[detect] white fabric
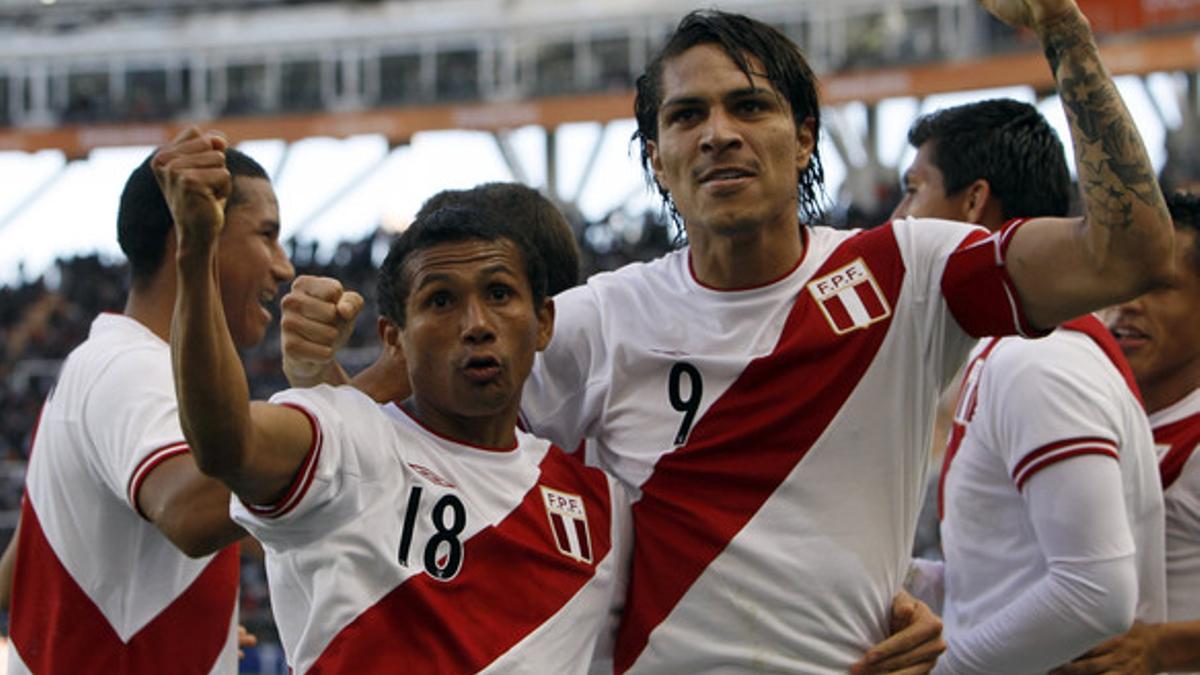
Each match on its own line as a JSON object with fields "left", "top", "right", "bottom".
{"left": 1149, "top": 387, "right": 1200, "bottom": 622}
{"left": 937, "top": 329, "right": 1167, "bottom": 674}
{"left": 522, "top": 219, "right": 1008, "bottom": 672}
{"left": 11, "top": 313, "right": 237, "bottom": 673}
{"left": 232, "top": 384, "right": 631, "bottom": 674}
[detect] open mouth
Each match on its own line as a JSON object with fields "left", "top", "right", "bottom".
{"left": 698, "top": 166, "right": 755, "bottom": 186}
{"left": 1110, "top": 325, "right": 1149, "bottom": 349}
{"left": 463, "top": 355, "right": 501, "bottom": 383}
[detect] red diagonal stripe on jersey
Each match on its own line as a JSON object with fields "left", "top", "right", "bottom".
{"left": 10, "top": 498, "right": 238, "bottom": 674}
{"left": 309, "top": 448, "right": 613, "bottom": 673}
{"left": 1155, "top": 412, "right": 1200, "bottom": 489}
{"left": 1062, "top": 315, "right": 1144, "bottom": 405}
{"left": 614, "top": 225, "right": 906, "bottom": 673}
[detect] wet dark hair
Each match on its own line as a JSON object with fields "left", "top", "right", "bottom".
{"left": 907, "top": 98, "right": 1071, "bottom": 219}
{"left": 117, "top": 148, "right": 269, "bottom": 287}
{"left": 415, "top": 182, "right": 579, "bottom": 296}
{"left": 632, "top": 9, "right": 825, "bottom": 227}
{"left": 377, "top": 196, "right": 548, "bottom": 327}
{"left": 1165, "top": 189, "right": 1200, "bottom": 275}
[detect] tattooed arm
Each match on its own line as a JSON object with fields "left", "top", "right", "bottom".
{"left": 980, "top": 0, "right": 1174, "bottom": 329}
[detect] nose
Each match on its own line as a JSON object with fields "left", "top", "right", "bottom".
{"left": 460, "top": 294, "right": 496, "bottom": 345}
{"left": 699, "top": 108, "right": 742, "bottom": 155}
{"left": 272, "top": 242, "right": 295, "bottom": 284}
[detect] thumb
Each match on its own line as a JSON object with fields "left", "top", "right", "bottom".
{"left": 337, "top": 291, "right": 365, "bottom": 322}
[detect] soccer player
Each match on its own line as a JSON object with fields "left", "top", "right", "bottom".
{"left": 1053, "top": 191, "right": 1200, "bottom": 674}
{"left": 892, "top": 99, "right": 1167, "bottom": 672}
{"left": 157, "top": 137, "right": 632, "bottom": 673}
{"left": 282, "top": 181, "right": 582, "bottom": 406}
{"left": 6, "top": 128, "right": 294, "bottom": 672}
{"left": 280, "top": 1, "right": 1175, "bottom": 671}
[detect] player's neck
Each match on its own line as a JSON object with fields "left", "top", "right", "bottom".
{"left": 401, "top": 399, "right": 519, "bottom": 452}
{"left": 123, "top": 270, "right": 176, "bottom": 344}
{"left": 686, "top": 218, "right": 805, "bottom": 290}
{"left": 1141, "top": 361, "right": 1200, "bottom": 415}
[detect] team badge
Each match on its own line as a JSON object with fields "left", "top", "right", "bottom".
{"left": 540, "top": 486, "right": 593, "bottom": 564}
{"left": 807, "top": 258, "right": 891, "bottom": 335}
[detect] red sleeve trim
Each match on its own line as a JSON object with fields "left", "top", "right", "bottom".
{"left": 942, "top": 218, "right": 1051, "bottom": 339}
{"left": 241, "top": 402, "right": 323, "bottom": 519}
{"left": 1011, "top": 436, "right": 1119, "bottom": 491}
{"left": 126, "top": 441, "right": 191, "bottom": 520}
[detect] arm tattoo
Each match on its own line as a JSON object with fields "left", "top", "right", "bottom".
{"left": 1042, "top": 15, "right": 1160, "bottom": 230}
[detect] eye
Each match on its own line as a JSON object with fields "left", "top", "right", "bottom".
{"left": 667, "top": 108, "right": 700, "bottom": 125}
{"left": 427, "top": 291, "right": 452, "bottom": 308}
{"left": 488, "top": 285, "right": 515, "bottom": 302}
{"left": 736, "top": 99, "right": 766, "bottom": 114}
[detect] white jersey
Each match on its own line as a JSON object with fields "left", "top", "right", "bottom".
{"left": 9, "top": 314, "right": 239, "bottom": 674}
{"left": 232, "top": 385, "right": 631, "bottom": 674}
{"left": 522, "top": 218, "right": 1040, "bottom": 673}
{"left": 937, "top": 317, "right": 1166, "bottom": 673}
{"left": 1149, "top": 386, "right": 1200, "bottom": 621}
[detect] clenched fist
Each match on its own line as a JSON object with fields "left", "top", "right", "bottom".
{"left": 152, "top": 127, "right": 231, "bottom": 251}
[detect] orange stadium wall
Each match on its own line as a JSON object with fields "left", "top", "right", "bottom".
{"left": 1077, "top": 0, "right": 1200, "bottom": 33}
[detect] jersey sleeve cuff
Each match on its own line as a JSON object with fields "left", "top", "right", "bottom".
{"left": 942, "top": 218, "right": 1052, "bottom": 339}
{"left": 1012, "top": 436, "right": 1119, "bottom": 491}
{"left": 239, "top": 402, "right": 324, "bottom": 520}
{"left": 127, "top": 441, "right": 191, "bottom": 520}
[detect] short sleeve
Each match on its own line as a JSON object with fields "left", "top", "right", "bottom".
{"left": 521, "top": 285, "right": 610, "bottom": 453}
{"left": 980, "top": 335, "right": 1121, "bottom": 491}
{"left": 939, "top": 218, "right": 1050, "bottom": 339}
{"left": 82, "top": 345, "right": 189, "bottom": 517}
{"left": 231, "top": 385, "right": 398, "bottom": 549}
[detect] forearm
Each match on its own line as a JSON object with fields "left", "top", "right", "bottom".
{"left": 1042, "top": 8, "right": 1172, "bottom": 290}
{"left": 1151, "top": 620, "right": 1200, "bottom": 671}
{"left": 172, "top": 241, "right": 254, "bottom": 483}
{"left": 937, "top": 556, "right": 1135, "bottom": 674}
{"left": 284, "top": 357, "right": 351, "bottom": 389}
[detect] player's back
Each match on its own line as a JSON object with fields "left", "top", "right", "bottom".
{"left": 9, "top": 313, "right": 238, "bottom": 674}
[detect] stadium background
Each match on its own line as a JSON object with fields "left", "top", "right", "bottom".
{"left": 1, "top": 0, "right": 1198, "bottom": 670}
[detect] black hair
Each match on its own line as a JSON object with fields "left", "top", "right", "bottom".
{"left": 632, "top": 9, "right": 825, "bottom": 226}
{"left": 116, "top": 147, "right": 270, "bottom": 288}
{"left": 907, "top": 98, "right": 1071, "bottom": 219}
{"left": 415, "top": 182, "right": 579, "bottom": 295}
{"left": 377, "top": 200, "right": 548, "bottom": 327}
{"left": 1165, "top": 189, "right": 1200, "bottom": 274}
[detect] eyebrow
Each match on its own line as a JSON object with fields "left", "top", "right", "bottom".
{"left": 413, "top": 263, "right": 520, "bottom": 291}
{"left": 661, "top": 85, "right": 774, "bottom": 111}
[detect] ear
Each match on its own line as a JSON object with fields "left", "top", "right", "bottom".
{"left": 647, "top": 139, "right": 666, "bottom": 190}
{"left": 962, "top": 179, "right": 995, "bottom": 227}
{"left": 534, "top": 297, "right": 555, "bottom": 352}
{"left": 378, "top": 316, "right": 404, "bottom": 357}
{"left": 795, "top": 116, "right": 816, "bottom": 173}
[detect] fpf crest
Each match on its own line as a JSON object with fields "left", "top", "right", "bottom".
{"left": 807, "top": 258, "right": 891, "bottom": 335}
{"left": 540, "top": 486, "right": 593, "bottom": 564}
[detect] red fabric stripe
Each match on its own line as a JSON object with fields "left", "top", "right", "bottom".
{"left": 10, "top": 499, "right": 238, "bottom": 674}
{"left": 613, "top": 225, "right": 906, "bottom": 672}
{"left": 1014, "top": 447, "right": 1120, "bottom": 491}
{"left": 127, "top": 443, "right": 190, "bottom": 520}
{"left": 308, "top": 448, "right": 613, "bottom": 673}
{"left": 1061, "top": 315, "right": 1144, "bottom": 405}
{"left": 1011, "top": 436, "right": 1116, "bottom": 479}
{"left": 938, "top": 337, "right": 1004, "bottom": 521}
{"left": 1155, "top": 411, "right": 1200, "bottom": 489}
{"left": 574, "top": 518, "right": 592, "bottom": 561}
{"left": 823, "top": 293, "right": 854, "bottom": 332}
{"left": 243, "top": 402, "right": 322, "bottom": 518}
{"left": 550, "top": 512, "right": 571, "bottom": 551}
{"left": 941, "top": 219, "right": 1047, "bottom": 338}
{"left": 855, "top": 278, "right": 886, "bottom": 318}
